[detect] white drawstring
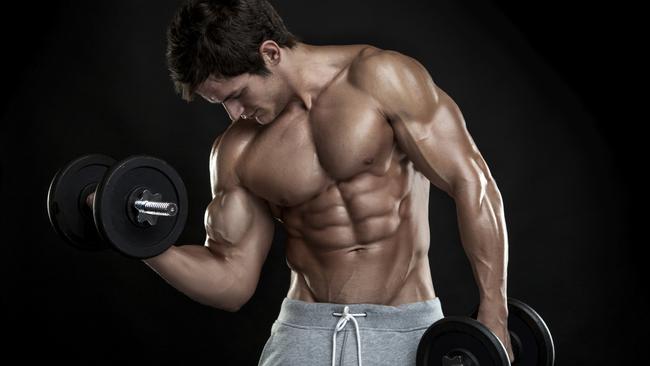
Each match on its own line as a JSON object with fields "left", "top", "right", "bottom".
{"left": 332, "top": 306, "right": 367, "bottom": 366}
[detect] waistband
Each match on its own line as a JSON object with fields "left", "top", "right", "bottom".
{"left": 276, "top": 297, "right": 444, "bottom": 330}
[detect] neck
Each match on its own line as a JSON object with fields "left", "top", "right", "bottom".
{"left": 280, "top": 42, "right": 344, "bottom": 110}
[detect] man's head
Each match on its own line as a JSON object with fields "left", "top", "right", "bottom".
{"left": 166, "top": 0, "right": 301, "bottom": 124}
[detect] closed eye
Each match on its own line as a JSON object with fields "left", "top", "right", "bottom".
{"left": 225, "top": 92, "right": 241, "bottom": 103}
{"left": 237, "top": 87, "right": 247, "bottom": 99}
{"left": 223, "top": 87, "right": 246, "bottom": 103}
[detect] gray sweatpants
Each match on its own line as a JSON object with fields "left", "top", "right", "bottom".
{"left": 258, "top": 297, "right": 444, "bottom": 366}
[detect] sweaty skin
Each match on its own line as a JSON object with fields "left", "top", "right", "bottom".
{"left": 144, "top": 43, "right": 514, "bottom": 360}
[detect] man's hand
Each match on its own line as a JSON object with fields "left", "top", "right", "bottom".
{"left": 477, "top": 304, "right": 515, "bottom": 363}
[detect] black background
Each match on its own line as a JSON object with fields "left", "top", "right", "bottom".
{"left": 0, "top": 0, "right": 642, "bottom": 364}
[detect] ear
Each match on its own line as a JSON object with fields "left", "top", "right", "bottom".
{"left": 259, "top": 40, "right": 281, "bottom": 66}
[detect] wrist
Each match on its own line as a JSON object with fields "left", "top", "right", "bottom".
{"left": 142, "top": 244, "right": 176, "bottom": 265}
{"left": 479, "top": 290, "right": 507, "bottom": 304}
{"left": 478, "top": 297, "right": 509, "bottom": 318}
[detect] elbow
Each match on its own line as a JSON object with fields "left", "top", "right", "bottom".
{"left": 204, "top": 258, "right": 259, "bottom": 313}
{"left": 213, "top": 288, "right": 254, "bottom": 313}
{"left": 450, "top": 176, "right": 484, "bottom": 200}
{"left": 205, "top": 298, "right": 243, "bottom": 312}
{"left": 223, "top": 304, "right": 242, "bottom": 313}
{"left": 451, "top": 176, "right": 501, "bottom": 207}
{"left": 225, "top": 291, "right": 251, "bottom": 312}
{"left": 229, "top": 290, "right": 256, "bottom": 312}
{"left": 222, "top": 296, "right": 252, "bottom": 312}
{"left": 450, "top": 153, "right": 498, "bottom": 198}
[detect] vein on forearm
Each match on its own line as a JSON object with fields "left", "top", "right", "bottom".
{"left": 453, "top": 177, "right": 509, "bottom": 302}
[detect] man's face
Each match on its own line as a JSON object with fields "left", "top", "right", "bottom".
{"left": 195, "top": 70, "right": 290, "bottom": 125}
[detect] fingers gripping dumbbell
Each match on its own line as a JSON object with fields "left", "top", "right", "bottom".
{"left": 47, "top": 154, "right": 188, "bottom": 259}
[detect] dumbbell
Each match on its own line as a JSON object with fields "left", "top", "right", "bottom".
{"left": 417, "top": 298, "right": 555, "bottom": 366}
{"left": 47, "top": 154, "right": 188, "bottom": 259}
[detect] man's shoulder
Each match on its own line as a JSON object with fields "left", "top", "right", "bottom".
{"left": 209, "top": 120, "right": 260, "bottom": 191}
{"left": 210, "top": 119, "right": 260, "bottom": 155}
{"left": 348, "top": 47, "right": 436, "bottom": 117}
{"left": 348, "top": 46, "right": 424, "bottom": 94}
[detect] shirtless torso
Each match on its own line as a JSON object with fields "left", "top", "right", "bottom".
{"left": 212, "top": 45, "right": 435, "bottom": 305}
{"left": 146, "top": 41, "right": 512, "bottom": 358}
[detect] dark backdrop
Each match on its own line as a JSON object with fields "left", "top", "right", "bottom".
{"left": 1, "top": 0, "right": 642, "bottom": 364}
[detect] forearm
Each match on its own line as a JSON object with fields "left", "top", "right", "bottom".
{"left": 454, "top": 178, "right": 509, "bottom": 313}
{"left": 142, "top": 245, "right": 243, "bottom": 312}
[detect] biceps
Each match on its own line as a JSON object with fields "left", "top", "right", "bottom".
{"left": 204, "top": 186, "right": 274, "bottom": 263}
{"left": 391, "top": 91, "right": 492, "bottom": 196}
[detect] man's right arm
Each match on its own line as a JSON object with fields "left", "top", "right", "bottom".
{"left": 143, "top": 130, "right": 275, "bottom": 312}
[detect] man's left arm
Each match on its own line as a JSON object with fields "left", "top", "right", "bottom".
{"left": 351, "top": 49, "right": 513, "bottom": 361}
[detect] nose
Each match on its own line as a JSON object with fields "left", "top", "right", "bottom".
{"left": 223, "top": 100, "right": 246, "bottom": 121}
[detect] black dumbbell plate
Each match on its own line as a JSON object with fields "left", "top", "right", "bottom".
{"left": 47, "top": 154, "right": 116, "bottom": 251}
{"left": 93, "top": 155, "right": 188, "bottom": 259}
{"left": 507, "top": 298, "right": 555, "bottom": 366}
{"left": 417, "top": 316, "right": 510, "bottom": 366}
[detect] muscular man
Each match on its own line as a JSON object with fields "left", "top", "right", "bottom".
{"left": 146, "top": 0, "right": 514, "bottom": 364}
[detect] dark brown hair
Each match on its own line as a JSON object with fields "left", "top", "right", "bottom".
{"left": 167, "top": 0, "right": 301, "bottom": 101}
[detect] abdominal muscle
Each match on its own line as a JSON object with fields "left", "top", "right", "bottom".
{"left": 282, "top": 169, "right": 437, "bottom": 306}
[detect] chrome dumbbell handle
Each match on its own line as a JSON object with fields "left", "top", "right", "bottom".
{"left": 85, "top": 189, "right": 178, "bottom": 227}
